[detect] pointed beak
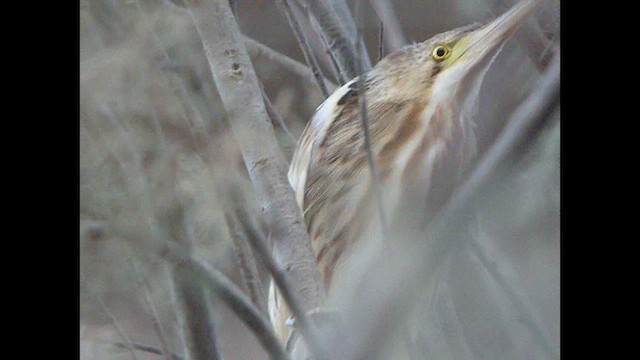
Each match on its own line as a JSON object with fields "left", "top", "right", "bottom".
{"left": 445, "top": 0, "right": 539, "bottom": 69}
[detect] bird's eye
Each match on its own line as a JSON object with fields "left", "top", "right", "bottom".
{"left": 432, "top": 45, "right": 451, "bottom": 61}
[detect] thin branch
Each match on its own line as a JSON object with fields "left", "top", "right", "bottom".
{"left": 414, "top": 274, "right": 473, "bottom": 360}
{"left": 538, "top": 30, "right": 559, "bottom": 68}
{"left": 354, "top": 1, "right": 389, "bottom": 242}
{"left": 243, "top": 36, "right": 337, "bottom": 91}
{"left": 294, "top": 0, "right": 354, "bottom": 83}
{"left": 182, "top": 1, "right": 327, "bottom": 351}
{"left": 224, "top": 212, "right": 268, "bottom": 315}
{"left": 435, "top": 280, "right": 474, "bottom": 360}
{"left": 466, "top": 237, "right": 556, "bottom": 358}
{"left": 166, "top": 209, "right": 222, "bottom": 360}
{"left": 448, "top": 239, "right": 533, "bottom": 357}
{"left": 325, "top": 0, "right": 372, "bottom": 71}
{"left": 316, "top": 25, "right": 344, "bottom": 85}
{"left": 276, "top": 0, "right": 331, "bottom": 98}
{"left": 126, "top": 252, "right": 174, "bottom": 360}
{"left": 163, "top": 265, "right": 189, "bottom": 359}
{"left": 377, "top": 20, "right": 384, "bottom": 62}
{"left": 173, "top": 276, "right": 221, "bottom": 360}
{"left": 368, "top": 0, "right": 408, "bottom": 53}
{"left": 260, "top": 83, "right": 297, "bottom": 145}
{"left": 128, "top": 236, "right": 291, "bottom": 360}
{"left": 232, "top": 202, "right": 330, "bottom": 359}
{"left": 300, "top": 0, "right": 369, "bottom": 82}
{"left": 229, "top": 0, "right": 238, "bottom": 16}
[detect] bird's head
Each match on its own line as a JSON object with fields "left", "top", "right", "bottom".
{"left": 368, "top": 0, "right": 539, "bottom": 108}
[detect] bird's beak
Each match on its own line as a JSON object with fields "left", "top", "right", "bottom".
{"left": 444, "top": 0, "right": 539, "bottom": 69}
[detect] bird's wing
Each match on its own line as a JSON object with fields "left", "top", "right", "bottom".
{"left": 288, "top": 78, "right": 359, "bottom": 211}
{"left": 271, "top": 79, "right": 361, "bottom": 344}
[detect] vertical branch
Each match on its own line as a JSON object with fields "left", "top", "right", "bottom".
{"left": 229, "top": 0, "right": 238, "bottom": 16}
{"left": 181, "top": 0, "right": 328, "bottom": 354}
{"left": 466, "top": 238, "right": 556, "bottom": 357}
{"left": 173, "top": 276, "right": 221, "bottom": 360}
{"left": 224, "top": 212, "right": 269, "bottom": 315}
{"left": 302, "top": 0, "right": 369, "bottom": 82}
{"left": 416, "top": 278, "right": 474, "bottom": 360}
{"left": 163, "top": 265, "right": 189, "bottom": 358}
{"left": 127, "top": 236, "right": 291, "bottom": 360}
{"left": 126, "top": 252, "right": 174, "bottom": 360}
{"left": 232, "top": 203, "right": 330, "bottom": 359}
{"left": 259, "top": 82, "right": 298, "bottom": 146}
{"left": 354, "top": 1, "right": 389, "bottom": 241}
{"left": 326, "top": 0, "right": 371, "bottom": 70}
{"left": 439, "top": 281, "right": 474, "bottom": 359}
{"left": 377, "top": 20, "right": 384, "bottom": 62}
{"left": 276, "top": 0, "right": 331, "bottom": 98}
{"left": 161, "top": 203, "right": 222, "bottom": 360}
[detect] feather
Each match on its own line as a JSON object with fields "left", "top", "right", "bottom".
{"left": 288, "top": 79, "right": 359, "bottom": 209}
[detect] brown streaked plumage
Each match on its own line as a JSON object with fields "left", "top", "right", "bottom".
{"left": 269, "top": 0, "right": 540, "bottom": 347}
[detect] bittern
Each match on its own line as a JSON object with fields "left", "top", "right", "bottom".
{"left": 269, "top": 0, "right": 540, "bottom": 348}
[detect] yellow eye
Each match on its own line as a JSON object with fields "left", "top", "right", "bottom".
{"left": 432, "top": 45, "right": 451, "bottom": 61}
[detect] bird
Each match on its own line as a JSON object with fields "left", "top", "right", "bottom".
{"left": 269, "top": 0, "right": 540, "bottom": 351}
